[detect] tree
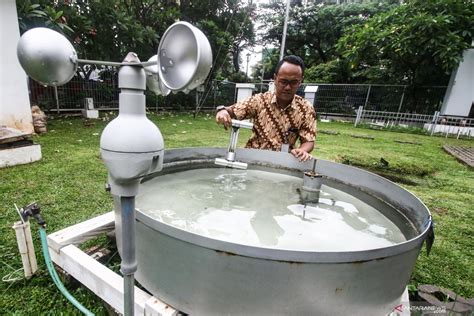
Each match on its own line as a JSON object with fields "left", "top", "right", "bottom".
{"left": 258, "top": 0, "right": 397, "bottom": 82}
{"left": 258, "top": 1, "right": 397, "bottom": 63}
{"left": 338, "top": 0, "right": 474, "bottom": 85}
{"left": 17, "top": 0, "right": 256, "bottom": 82}
{"left": 17, "top": 0, "right": 74, "bottom": 35}
{"left": 64, "top": 1, "right": 179, "bottom": 62}
{"left": 16, "top": 0, "right": 178, "bottom": 80}
{"left": 181, "top": 0, "right": 256, "bottom": 80}
{"left": 251, "top": 47, "right": 280, "bottom": 80}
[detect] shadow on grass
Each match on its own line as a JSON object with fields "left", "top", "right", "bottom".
{"left": 338, "top": 155, "right": 436, "bottom": 186}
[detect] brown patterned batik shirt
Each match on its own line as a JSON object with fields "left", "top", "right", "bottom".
{"left": 228, "top": 91, "right": 316, "bottom": 151}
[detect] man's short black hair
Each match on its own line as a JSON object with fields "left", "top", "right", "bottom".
{"left": 274, "top": 55, "right": 305, "bottom": 76}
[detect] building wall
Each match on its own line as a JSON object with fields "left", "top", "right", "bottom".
{"left": 440, "top": 48, "right": 474, "bottom": 117}
{"left": 0, "top": 0, "right": 34, "bottom": 133}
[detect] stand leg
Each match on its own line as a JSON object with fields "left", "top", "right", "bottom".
{"left": 120, "top": 196, "right": 137, "bottom": 316}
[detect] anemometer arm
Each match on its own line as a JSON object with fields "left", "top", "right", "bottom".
{"left": 76, "top": 58, "right": 157, "bottom": 67}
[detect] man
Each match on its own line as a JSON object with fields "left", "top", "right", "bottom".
{"left": 215, "top": 55, "right": 316, "bottom": 162}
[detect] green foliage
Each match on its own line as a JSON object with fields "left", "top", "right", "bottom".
{"left": 259, "top": 0, "right": 473, "bottom": 86}
{"left": 259, "top": 1, "right": 396, "bottom": 65}
{"left": 65, "top": 0, "right": 179, "bottom": 61}
{"left": 16, "top": 0, "right": 73, "bottom": 34}
{"left": 338, "top": 0, "right": 474, "bottom": 85}
{"left": 16, "top": 0, "right": 256, "bottom": 82}
{"left": 251, "top": 47, "right": 280, "bottom": 80}
{"left": 187, "top": 0, "right": 257, "bottom": 78}
{"left": 226, "top": 71, "right": 250, "bottom": 83}
{"left": 304, "top": 58, "right": 352, "bottom": 83}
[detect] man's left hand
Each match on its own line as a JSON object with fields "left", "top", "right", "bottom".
{"left": 291, "top": 148, "right": 312, "bottom": 162}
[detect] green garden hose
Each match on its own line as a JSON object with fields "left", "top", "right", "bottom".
{"left": 39, "top": 227, "right": 94, "bottom": 316}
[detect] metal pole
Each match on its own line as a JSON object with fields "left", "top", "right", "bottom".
{"left": 354, "top": 106, "right": 363, "bottom": 126}
{"left": 213, "top": 81, "right": 217, "bottom": 107}
{"left": 430, "top": 111, "right": 439, "bottom": 136}
{"left": 77, "top": 58, "right": 156, "bottom": 68}
{"left": 364, "top": 85, "right": 371, "bottom": 109}
{"left": 397, "top": 86, "right": 406, "bottom": 113}
{"left": 194, "top": 90, "right": 199, "bottom": 117}
{"left": 279, "top": 0, "right": 290, "bottom": 60}
{"left": 120, "top": 196, "right": 137, "bottom": 316}
{"left": 54, "top": 86, "right": 60, "bottom": 114}
{"left": 246, "top": 53, "right": 250, "bottom": 78}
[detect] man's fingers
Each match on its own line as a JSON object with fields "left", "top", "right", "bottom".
{"left": 291, "top": 149, "right": 302, "bottom": 158}
{"left": 301, "top": 153, "right": 311, "bottom": 162}
{"left": 216, "top": 112, "right": 232, "bottom": 130}
{"left": 223, "top": 120, "right": 230, "bottom": 130}
{"left": 290, "top": 149, "right": 312, "bottom": 162}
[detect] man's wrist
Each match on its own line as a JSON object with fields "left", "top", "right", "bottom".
{"left": 216, "top": 105, "right": 227, "bottom": 113}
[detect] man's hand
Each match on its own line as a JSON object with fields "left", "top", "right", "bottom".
{"left": 216, "top": 109, "right": 232, "bottom": 129}
{"left": 291, "top": 148, "right": 313, "bottom": 162}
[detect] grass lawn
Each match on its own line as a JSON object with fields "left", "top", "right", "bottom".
{"left": 0, "top": 112, "right": 472, "bottom": 314}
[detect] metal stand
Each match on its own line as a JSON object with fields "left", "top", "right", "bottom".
{"left": 45, "top": 211, "right": 410, "bottom": 316}
{"left": 46, "top": 212, "right": 178, "bottom": 315}
{"left": 120, "top": 197, "right": 137, "bottom": 316}
{"left": 100, "top": 53, "right": 164, "bottom": 316}
{"left": 215, "top": 119, "right": 253, "bottom": 169}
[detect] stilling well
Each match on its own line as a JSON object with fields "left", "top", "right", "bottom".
{"left": 114, "top": 147, "right": 433, "bottom": 316}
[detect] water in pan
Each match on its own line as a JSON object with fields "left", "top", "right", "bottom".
{"left": 136, "top": 168, "right": 407, "bottom": 251}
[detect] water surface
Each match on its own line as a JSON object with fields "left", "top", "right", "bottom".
{"left": 137, "top": 168, "right": 407, "bottom": 251}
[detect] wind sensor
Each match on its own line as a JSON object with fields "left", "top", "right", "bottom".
{"left": 17, "top": 22, "right": 212, "bottom": 316}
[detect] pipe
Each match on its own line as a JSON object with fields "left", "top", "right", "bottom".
{"left": 120, "top": 196, "right": 137, "bottom": 316}
{"left": 280, "top": 0, "right": 290, "bottom": 60}
{"left": 214, "top": 120, "right": 253, "bottom": 169}
{"left": 39, "top": 227, "right": 94, "bottom": 316}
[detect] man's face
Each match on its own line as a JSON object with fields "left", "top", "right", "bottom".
{"left": 274, "top": 62, "right": 303, "bottom": 103}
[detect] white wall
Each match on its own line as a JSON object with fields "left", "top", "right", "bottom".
{"left": 440, "top": 48, "right": 474, "bottom": 117}
{"left": 0, "top": 0, "right": 34, "bottom": 133}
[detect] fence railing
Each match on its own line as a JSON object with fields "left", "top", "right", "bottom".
{"left": 28, "top": 64, "right": 449, "bottom": 118}
{"left": 29, "top": 65, "right": 120, "bottom": 112}
{"left": 354, "top": 107, "right": 473, "bottom": 138}
{"left": 301, "top": 83, "right": 447, "bottom": 115}
{"left": 27, "top": 68, "right": 472, "bottom": 137}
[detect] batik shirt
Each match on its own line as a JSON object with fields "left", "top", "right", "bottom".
{"left": 228, "top": 91, "right": 316, "bottom": 151}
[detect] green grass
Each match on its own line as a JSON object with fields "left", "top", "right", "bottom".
{"left": 0, "top": 112, "right": 472, "bottom": 314}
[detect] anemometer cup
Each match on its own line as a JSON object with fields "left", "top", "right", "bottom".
{"left": 157, "top": 21, "right": 212, "bottom": 93}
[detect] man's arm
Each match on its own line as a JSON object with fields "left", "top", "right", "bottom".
{"left": 215, "top": 95, "right": 257, "bottom": 128}
{"left": 291, "top": 101, "right": 316, "bottom": 162}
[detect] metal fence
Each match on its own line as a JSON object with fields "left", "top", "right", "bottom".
{"left": 28, "top": 66, "right": 447, "bottom": 116}
{"left": 303, "top": 83, "right": 446, "bottom": 115}
{"left": 354, "top": 109, "right": 434, "bottom": 127}
{"left": 29, "top": 65, "right": 120, "bottom": 112}
{"left": 353, "top": 108, "right": 474, "bottom": 138}
{"left": 28, "top": 71, "right": 473, "bottom": 137}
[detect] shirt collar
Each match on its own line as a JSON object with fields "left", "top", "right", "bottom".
{"left": 270, "top": 92, "right": 296, "bottom": 112}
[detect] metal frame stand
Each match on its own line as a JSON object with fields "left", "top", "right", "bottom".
{"left": 46, "top": 211, "right": 410, "bottom": 316}
{"left": 46, "top": 212, "right": 178, "bottom": 316}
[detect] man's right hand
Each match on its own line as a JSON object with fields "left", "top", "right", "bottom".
{"left": 216, "top": 109, "right": 232, "bottom": 129}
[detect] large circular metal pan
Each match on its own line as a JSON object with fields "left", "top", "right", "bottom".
{"left": 115, "top": 147, "right": 432, "bottom": 315}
